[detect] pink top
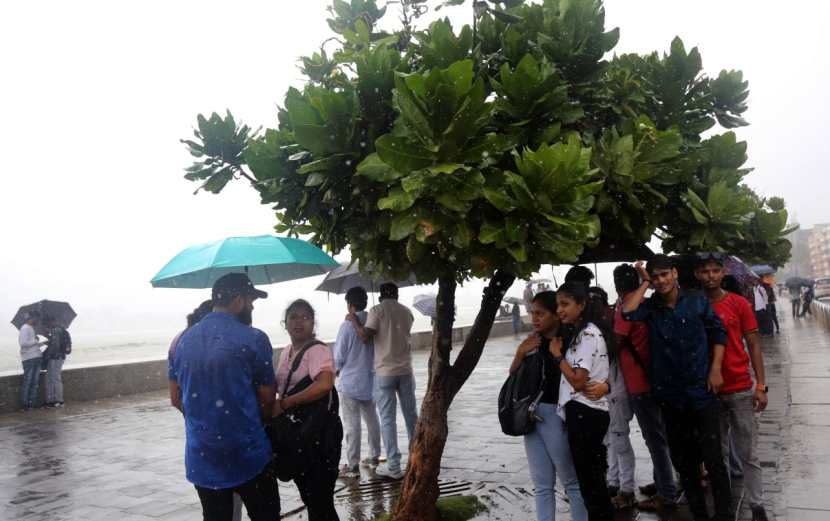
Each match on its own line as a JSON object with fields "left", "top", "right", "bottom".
{"left": 275, "top": 342, "right": 335, "bottom": 396}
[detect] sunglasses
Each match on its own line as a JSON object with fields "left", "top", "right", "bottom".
{"left": 695, "top": 251, "right": 727, "bottom": 262}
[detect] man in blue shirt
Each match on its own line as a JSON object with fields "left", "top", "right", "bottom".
{"left": 169, "top": 273, "right": 279, "bottom": 521}
{"left": 336, "top": 286, "right": 381, "bottom": 477}
{"left": 622, "top": 255, "right": 732, "bottom": 521}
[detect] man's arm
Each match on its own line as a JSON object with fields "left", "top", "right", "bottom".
{"left": 256, "top": 384, "right": 276, "bottom": 422}
{"left": 169, "top": 380, "right": 183, "bottom": 413}
{"left": 745, "top": 330, "right": 767, "bottom": 411}
{"left": 353, "top": 309, "right": 378, "bottom": 342}
{"left": 621, "top": 261, "right": 650, "bottom": 316}
{"left": 701, "top": 298, "right": 727, "bottom": 393}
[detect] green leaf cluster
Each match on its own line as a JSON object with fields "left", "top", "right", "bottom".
{"left": 181, "top": 0, "right": 791, "bottom": 285}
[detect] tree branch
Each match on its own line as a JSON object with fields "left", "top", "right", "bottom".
{"left": 449, "top": 270, "right": 515, "bottom": 398}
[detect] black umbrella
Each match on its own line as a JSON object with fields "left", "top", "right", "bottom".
{"left": 315, "top": 262, "right": 418, "bottom": 294}
{"left": 785, "top": 276, "right": 814, "bottom": 290}
{"left": 12, "top": 300, "right": 77, "bottom": 335}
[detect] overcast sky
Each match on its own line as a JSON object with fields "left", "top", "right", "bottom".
{"left": 2, "top": 0, "right": 828, "bottom": 339}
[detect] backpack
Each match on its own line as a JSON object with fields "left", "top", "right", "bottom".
{"left": 60, "top": 328, "right": 72, "bottom": 355}
{"left": 498, "top": 347, "right": 547, "bottom": 436}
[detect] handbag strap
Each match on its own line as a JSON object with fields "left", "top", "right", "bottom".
{"left": 281, "top": 339, "right": 323, "bottom": 397}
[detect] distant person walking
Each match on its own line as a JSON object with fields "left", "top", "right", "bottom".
{"left": 800, "top": 286, "right": 814, "bottom": 317}
{"left": 18, "top": 312, "right": 45, "bottom": 411}
{"left": 168, "top": 273, "right": 279, "bottom": 521}
{"left": 43, "top": 316, "right": 72, "bottom": 408}
{"left": 336, "top": 287, "right": 381, "bottom": 477}
{"left": 350, "top": 282, "right": 417, "bottom": 479}
{"left": 762, "top": 279, "right": 780, "bottom": 334}
{"left": 790, "top": 288, "right": 801, "bottom": 318}
{"left": 523, "top": 282, "right": 535, "bottom": 314}
{"left": 511, "top": 302, "right": 522, "bottom": 337}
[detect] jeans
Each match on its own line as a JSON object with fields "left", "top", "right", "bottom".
{"left": 630, "top": 393, "right": 677, "bottom": 499}
{"left": 565, "top": 402, "right": 614, "bottom": 521}
{"left": 661, "top": 401, "right": 732, "bottom": 521}
{"left": 46, "top": 358, "right": 65, "bottom": 403}
{"left": 791, "top": 299, "right": 800, "bottom": 318}
{"left": 720, "top": 390, "right": 764, "bottom": 507}
{"left": 20, "top": 358, "right": 41, "bottom": 409}
{"left": 606, "top": 431, "right": 636, "bottom": 494}
{"left": 341, "top": 395, "right": 381, "bottom": 467}
{"left": 524, "top": 403, "right": 588, "bottom": 521}
{"left": 768, "top": 303, "right": 780, "bottom": 332}
{"left": 195, "top": 462, "right": 280, "bottom": 521}
{"left": 374, "top": 373, "right": 418, "bottom": 472}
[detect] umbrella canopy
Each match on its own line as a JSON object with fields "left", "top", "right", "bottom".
{"left": 785, "top": 276, "right": 814, "bottom": 289}
{"left": 503, "top": 296, "right": 524, "bottom": 305}
{"left": 412, "top": 294, "right": 437, "bottom": 318}
{"left": 151, "top": 235, "right": 338, "bottom": 289}
{"left": 315, "top": 262, "right": 418, "bottom": 294}
{"left": 12, "top": 300, "right": 77, "bottom": 335}
{"left": 751, "top": 265, "right": 775, "bottom": 276}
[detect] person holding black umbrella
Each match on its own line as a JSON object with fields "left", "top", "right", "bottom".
{"left": 18, "top": 311, "right": 46, "bottom": 411}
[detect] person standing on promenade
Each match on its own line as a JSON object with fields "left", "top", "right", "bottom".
{"left": 524, "top": 282, "right": 535, "bottom": 314}
{"left": 169, "top": 273, "right": 279, "bottom": 521}
{"left": 43, "top": 316, "right": 71, "bottom": 408}
{"left": 335, "top": 286, "right": 381, "bottom": 477}
{"left": 511, "top": 302, "right": 522, "bottom": 337}
{"left": 695, "top": 254, "right": 769, "bottom": 521}
{"left": 350, "top": 282, "right": 416, "bottom": 480}
{"left": 622, "top": 255, "right": 733, "bottom": 521}
{"left": 761, "top": 276, "right": 780, "bottom": 334}
{"left": 274, "top": 299, "right": 342, "bottom": 521}
{"left": 800, "top": 285, "right": 814, "bottom": 317}
{"left": 18, "top": 311, "right": 46, "bottom": 411}
{"left": 512, "top": 291, "right": 588, "bottom": 521}
{"left": 611, "top": 264, "right": 677, "bottom": 513}
{"left": 552, "top": 282, "right": 614, "bottom": 521}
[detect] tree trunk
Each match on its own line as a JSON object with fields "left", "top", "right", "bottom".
{"left": 392, "top": 270, "right": 515, "bottom": 521}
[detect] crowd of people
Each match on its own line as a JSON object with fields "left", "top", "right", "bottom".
{"left": 512, "top": 254, "right": 771, "bottom": 521}
{"left": 16, "top": 311, "right": 72, "bottom": 410}
{"left": 164, "top": 250, "right": 780, "bottom": 521}
{"left": 167, "top": 274, "right": 416, "bottom": 521}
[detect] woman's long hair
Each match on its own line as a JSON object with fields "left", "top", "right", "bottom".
{"left": 555, "top": 281, "right": 617, "bottom": 357}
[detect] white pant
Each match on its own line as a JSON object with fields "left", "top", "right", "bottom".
{"left": 341, "top": 395, "right": 381, "bottom": 467}
{"left": 46, "top": 358, "right": 65, "bottom": 403}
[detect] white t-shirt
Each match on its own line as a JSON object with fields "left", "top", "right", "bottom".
{"left": 18, "top": 323, "right": 43, "bottom": 362}
{"left": 557, "top": 322, "right": 610, "bottom": 419}
{"left": 753, "top": 285, "right": 768, "bottom": 311}
{"left": 365, "top": 299, "right": 414, "bottom": 377}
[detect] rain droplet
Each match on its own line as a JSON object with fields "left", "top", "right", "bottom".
{"left": 216, "top": 399, "right": 225, "bottom": 408}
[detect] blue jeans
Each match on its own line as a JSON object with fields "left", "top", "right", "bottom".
{"left": 374, "top": 373, "right": 418, "bottom": 472}
{"left": 630, "top": 393, "right": 677, "bottom": 499}
{"left": 524, "top": 403, "right": 588, "bottom": 521}
{"left": 21, "top": 358, "right": 42, "bottom": 409}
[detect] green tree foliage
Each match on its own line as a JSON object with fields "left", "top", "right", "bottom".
{"left": 182, "top": 0, "right": 790, "bottom": 280}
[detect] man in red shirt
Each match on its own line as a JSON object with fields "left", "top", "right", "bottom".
{"left": 612, "top": 264, "right": 677, "bottom": 513}
{"left": 695, "top": 253, "right": 769, "bottom": 521}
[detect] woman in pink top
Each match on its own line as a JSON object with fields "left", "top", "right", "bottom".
{"left": 272, "top": 299, "right": 341, "bottom": 521}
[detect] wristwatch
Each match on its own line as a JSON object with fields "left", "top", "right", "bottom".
{"left": 756, "top": 384, "right": 768, "bottom": 393}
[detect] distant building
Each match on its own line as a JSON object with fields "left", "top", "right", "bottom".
{"left": 808, "top": 223, "right": 830, "bottom": 278}
{"left": 781, "top": 227, "right": 813, "bottom": 280}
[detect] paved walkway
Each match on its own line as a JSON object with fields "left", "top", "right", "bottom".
{"left": 0, "top": 313, "right": 824, "bottom": 520}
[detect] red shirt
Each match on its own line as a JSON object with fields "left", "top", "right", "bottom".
{"left": 712, "top": 292, "right": 758, "bottom": 394}
{"left": 613, "top": 303, "right": 651, "bottom": 395}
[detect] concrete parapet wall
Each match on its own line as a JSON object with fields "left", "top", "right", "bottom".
{"left": 813, "top": 300, "right": 830, "bottom": 330}
{"left": 0, "top": 319, "right": 524, "bottom": 415}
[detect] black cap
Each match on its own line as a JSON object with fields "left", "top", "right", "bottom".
{"left": 212, "top": 273, "right": 268, "bottom": 301}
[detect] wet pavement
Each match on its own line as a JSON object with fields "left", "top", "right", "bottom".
{"left": 0, "top": 312, "right": 825, "bottom": 521}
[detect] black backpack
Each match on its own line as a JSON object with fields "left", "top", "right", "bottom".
{"left": 498, "top": 348, "right": 547, "bottom": 436}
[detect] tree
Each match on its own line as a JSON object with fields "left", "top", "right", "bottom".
{"left": 181, "top": 1, "right": 791, "bottom": 518}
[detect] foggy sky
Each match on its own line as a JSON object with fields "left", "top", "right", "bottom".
{"left": 2, "top": 0, "right": 828, "bottom": 338}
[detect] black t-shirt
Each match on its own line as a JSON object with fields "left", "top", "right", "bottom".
{"left": 539, "top": 337, "right": 562, "bottom": 404}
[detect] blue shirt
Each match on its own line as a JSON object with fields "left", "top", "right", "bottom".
{"left": 622, "top": 291, "right": 727, "bottom": 410}
{"left": 169, "top": 312, "right": 275, "bottom": 489}
{"left": 333, "top": 311, "right": 375, "bottom": 401}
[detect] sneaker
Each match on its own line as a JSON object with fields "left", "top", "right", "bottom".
{"left": 338, "top": 464, "right": 359, "bottom": 478}
{"left": 51, "top": 402, "right": 64, "bottom": 408}
{"left": 361, "top": 457, "right": 380, "bottom": 466}
{"left": 374, "top": 464, "right": 404, "bottom": 480}
{"left": 638, "top": 482, "right": 658, "bottom": 497}
{"left": 611, "top": 492, "right": 636, "bottom": 510}
{"left": 638, "top": 495, "right": 676, "bottom": 513}
{"left": 751, "top": 505, "right": 769, "bottom": 521}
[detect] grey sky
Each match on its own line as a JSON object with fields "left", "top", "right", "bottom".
{"left": 2, "top": 0, "right": 828, "bottom": 340}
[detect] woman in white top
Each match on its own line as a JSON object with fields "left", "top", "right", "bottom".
{"left": 549, "top": 281, "right": 614, "bottom": 521}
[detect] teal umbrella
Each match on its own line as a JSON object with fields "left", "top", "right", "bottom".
{"left": 151, "top": 235, "right": 339, "bottom": 289}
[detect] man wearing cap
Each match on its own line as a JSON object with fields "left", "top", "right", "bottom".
{"left": 18, "top": 311, "right": 46, "bottom": 411}
{"left": 169, "top": 273, "right": 280, "bottom": 520}
{"left": 695, "top": 254, "right": 769, "bottom": 521}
